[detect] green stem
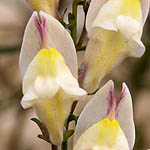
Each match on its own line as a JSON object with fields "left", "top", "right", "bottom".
{"left": 61, "top": 141, "right": 67, "bottom": 150}
{"left": 0, "top": 46, "right": 20, "bottom": 54}
{"left": 72, "top": 0, "right": 79, "bottom": 43}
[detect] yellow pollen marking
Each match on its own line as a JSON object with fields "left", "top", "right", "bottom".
{"left": 120, "top": 0, "right": 142, "bottom": 20}
{"left": 96, "top": 118, "right": 120, "bottom": 148}
{"left": 35, "top": 48, "right": 65, "bottom": 77}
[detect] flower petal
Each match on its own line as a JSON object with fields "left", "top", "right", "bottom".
{"left": 80, "top": 28, "right": 129, "bottom": 94}
{"left": 73, "top": 80, "right": 113, "bottom": 144}
{"left": 116, "top": 83, "right": 135, "bottom": 150}
{"left": 34, "top": 76, "right": 59, "bottom": 99}
{"left": 19, "top": 11, "right": 41, "bottom": 79}
{"left": 22, "top": 48, "right": 61, "bottom": 93}
{"left": 128, "top": 33, "right": 145, "bottom": 57}
{"left": 20, "top": 11, "right": 78, "bottom": 79}
{"left": 141, "top": 0, "right": 150, "bottom": 25}
{"left": 73, "top": 119, "right": 129, "bottom": 150}
{"left": 88, "top": 0, "right": 142, "bottom": 31}
{"left": 115, "top": 16, "right": 141, "bottom": 39}
{"left": 40, "top": 11, "right": 78, "bottom": 78}
{"left": 34, "top": 90, "right": 73, "bottom": 145}
{"left": 21, "top": 87, "right": 38, "bottom": 109}
{"left": 86, "top": 0, "right": 108, "bottom": 31}
{"left": 57, "top": 62, "right": 87, "bottom": 97}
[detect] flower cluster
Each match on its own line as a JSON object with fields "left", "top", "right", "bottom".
{"left": 19, "top": 0, "right": 149, "bottom": 149}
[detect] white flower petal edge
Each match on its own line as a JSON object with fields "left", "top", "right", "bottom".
{"left": 86, "top": 0, "right": 149, "bottom": 31}
{"left": 86, "top": 0, "right": 149, "bottom": 58}
{"left": 141, "top": 0, "right": 150, "bottom": 25}
{"left": 86, "top": 0, "right": 108, "bottom": 32}
{"left": 73, "top": 80, "right": 135, "bottom": 150}
{"left": 117, "top": 83, "right": 135, "bottom": 150}
{"left": 19, "top": 11, "right": 78, "bottom": 79}
{"left": 19, "top": 11, "right": 40, "bottom": 79}
{"left": 21, "top": 87, "right": 38, "bottom": 109}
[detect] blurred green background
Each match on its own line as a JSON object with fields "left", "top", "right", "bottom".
{"left": 0, "top": 0, "right": 149, "bottom": 150}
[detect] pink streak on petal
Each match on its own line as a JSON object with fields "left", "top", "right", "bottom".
{"left": 107, "top": 85, "right": 115, "bottom": 115}
{"left": 34, "top": 16, "right": 49, "bottom": 49}
{"left": 115, "top": 86, "right": 126, "bottom": 118}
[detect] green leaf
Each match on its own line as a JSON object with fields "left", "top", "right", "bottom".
{"left": 77, "top": 46, "right": 86, "bottom": 51}
{"left": 68, "top": 114, "right": 79, "bottom": 125}
{"left": 37, "top": 134, "right": 50, "bottom": 143}
{"left": 31, "top": 118, "right": 43, "bottom": 132}
{"left": 63, "top": 130, "right": 74, "bottom": 142}
{"left": 0, "top": 46, "right": 20, "bottom": 54}
{"left": 68, "top": 13, "right": 75, "bottom": 25}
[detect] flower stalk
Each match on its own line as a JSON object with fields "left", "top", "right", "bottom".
{"left": 52, "top": 144, "right": 58, "bottom": 150}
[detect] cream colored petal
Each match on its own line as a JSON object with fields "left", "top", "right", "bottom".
{"left": 21, "top": 87, "right": 38, "bottom": 109}
{"left": 80, "top": 28, "right": 128, "bottom": 94}
{"left": 19, "top": 11, "right": 41, "bottom": 79}
{"left": 73, "top": 80, "right": 114, "bottom": 145}
{"left": 77, "top": 6, "right": 85, "bottom": 42}
{"left": 141, "top": 0, "right": 150, "bottom": 25}
{"left": 34, "top": 90, "right": 73, "bottom": 145}
{"left": 86, "top": 0, "right": 108, "bottom": 31}
{"left": 128, "top": 34, "right": 145, "bottom": 57}
{"left": 73, "top": 119, "right": 129, "bottom": 150}
{"left": 117, "top": 83, "right": 135, "bottom": 150}
{"left": 115, "top": 16, "right": 141, "bottom": 40}
{"left": 40, "top": 11, "right": 78, "bottom": 78}
{"left": 90, "top": 0, "right": 121, "bottom": 32}
{"left": 57, "top": 63, "right": 87, "bottom": 97}
{"left": 87, "top": 0, "right": 142, "bottom": 37}
{"left": 34, "top": 76, "right": 59, "bottom": 99}
{"left": 23, "top": 48, "right": 61, "bottom": 94}
{"left": 20, "top": 11, "right": 78, "bottom": 79}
